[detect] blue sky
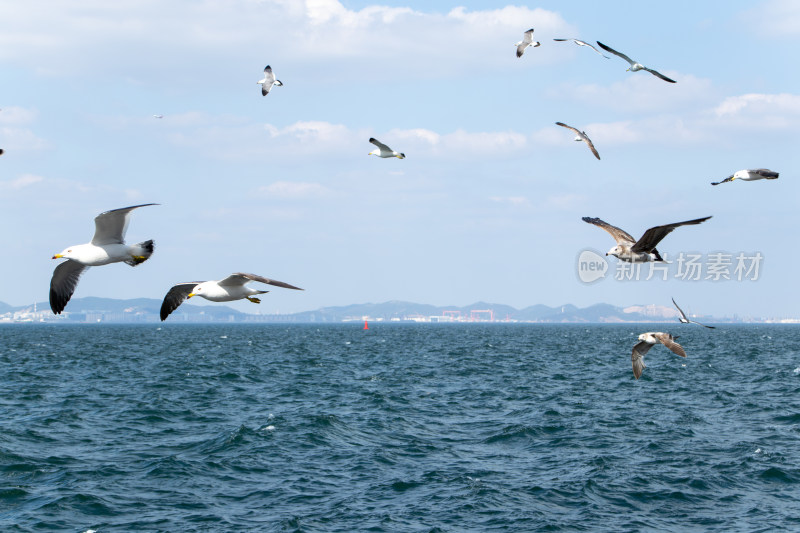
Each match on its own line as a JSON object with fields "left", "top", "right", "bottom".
{"left": 1, "top": 0, "right": 798, "bottom": 318}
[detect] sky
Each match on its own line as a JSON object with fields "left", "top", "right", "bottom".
{"left": 1, "top": 0, "right": 798, "bottom": 318}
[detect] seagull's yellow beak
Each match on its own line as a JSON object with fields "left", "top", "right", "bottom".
{"left": 52, "top": 254, "right": 63, "bottom": 259}
{"left": 187, "top": 293, "right": 195, "bottom": 298}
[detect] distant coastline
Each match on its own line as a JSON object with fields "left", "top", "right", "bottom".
{"left": 1, "top": 298, "right": 795, "bottom": 324}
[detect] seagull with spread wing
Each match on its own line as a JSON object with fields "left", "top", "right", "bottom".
{"left": 582, "top": 216, "right": 711, "bottom": 262}
{"left": 596, "top": 41, "right": 676, "bottom": 83}
{"left": 257, "top": 65, "right": 283, "bottom": 96}
{"left": 516, "top": 28, "right": 540, "bottom": 58}
{"left": 50, "top": 204, "right": 158, "bottom": 314}
{"left": 672, "top": 298, "right": 715, "bottom": 329}
{"left": 160, "top": 273, "right": 304, "bottom": 321}
{"left": 631, "top": 332, "right": 687, "bottom": 379}
{"left": 368, "top": 138, "right": 405, "bottom": 159}
{"left": 553, "top": 38, "right": 609, "bottom": 58}
{"left": 556, "top": 122, "right": 601, "bottom": 160}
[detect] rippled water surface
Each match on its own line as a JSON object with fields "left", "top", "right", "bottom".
{"left": 2, "top": 323, "right": 800, "bottom": 531}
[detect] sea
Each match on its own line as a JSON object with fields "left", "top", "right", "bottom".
{"left": 1, "top": 323, "right": 800, "bottom": 532}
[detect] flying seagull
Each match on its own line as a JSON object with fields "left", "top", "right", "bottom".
{"left": 596, "top": 41, "right": 676, "bottom": 83}
{"left": 553, "top": 38, "right": 609, "bottom": 58}
{"left": 153, "top": 114, "right": 163, "bottom": 119}
{"left": 555, "top": 122, "right": 601, "bottom": 160}
{"left": 516, "top": 29, "right": 540, "bottom": 58}
{"left": 50, "top": 204, "right": 158, "bottom": 314}
{"left": 582, "top": 216, "right": 711, "bottom": 262}
{"left": 672, "top": 298, "right": 715, "bottom": 329}
{"left": 711, "top": 168, "right": 779, "bottom": 186}
{"left": 368, "top": 138, "right": 405, "bottom": 159}
{"left": 160, "top": 273, "right": 303, "bottom": 321}
{"left": 631, "top": 332, "right": 686, "bottom": 379}
{"left": 258, "top": 65, "right": 283, "bottom": 96}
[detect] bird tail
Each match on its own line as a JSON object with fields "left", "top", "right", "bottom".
{"left": 126, "top": 240, "right": 155, "bottom": 266}
{"left": 652, "top": 249, "right": 664, "bottom": 262}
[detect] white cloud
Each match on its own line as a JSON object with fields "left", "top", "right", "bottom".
{"left": 548, "top": 74, "right": 716, "bottom": 113}
{"left": 0, "top": 106, "right": 38, "bottom": 125}
{"left": 489, "top": 195, "right": 529, "bottom": 206}
{"left": 743, "top": 0, "right": 800, "bottom": 36}
{"left": 259, "top": 181, "right": 331, "bottom": 198}
{"left": 0, "top": 174, "right": 43, "bottom": 191}
{"left": 714, "top": 93, "right": 800, "bottom": 118}
{"left": 0, "top": 1, "right": 575, "bottom": 80}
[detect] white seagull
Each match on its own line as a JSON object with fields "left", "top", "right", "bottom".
{"left": 672, "top": 298, "right": 715, "bottom": 329}
{"left": 596, "top": 41, "right": 676, "bottom": 83}
{"left": 50, "top": 204, "right": 158, "bottom": 314}
{"left": 553, "top": 38, "right": 609, "bottom": 58}
{"left": 153, "top": 114, "right": 164, "bottom": 119}
{"left": 516, "top": 29, "right": 540, "bottom": 58}
{"left": 582, "top": 216, "right": 711, "bottom": 262}
{"left": 257, "top": 65, "right": 283, "bottom": 96}
{"left": 555, "top": 122, "right": 601, "bottom": 160}
{"left": 368, "top": 138, "right": 405, "bottom": 159}
{"left": 631, "top": 332, "right": 686, "bottom": 379}
{"left": 160, "top": 273, "right": 303, "bottom": 321}
{"left": 711, "top": 168, "right": 779, "bottom": 186}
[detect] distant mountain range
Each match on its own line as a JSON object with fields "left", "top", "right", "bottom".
{"left": 0, "top": 297, "right": 748, "bottom": 324}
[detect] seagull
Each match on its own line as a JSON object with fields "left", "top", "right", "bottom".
{"left": 257, "top": 65, "right": 283, "bottom": 96}
{"left": 153, "top": 114, "right": 163, "bottom": 119}
{"left": 516, "top": 29, "right": 540, "bottom": 58}
{"left": 368, "top": 138, "right": 405, "bottom": 159}
{"left": 672, "top": 298, "right": 715, "bottom": 329}
{"left": 582, "top": 216, "right": 712, "bottom": 262}
{"left": 50, "top": 204, "right": 158, "bottom": 314}
{"left": 631, "top": 332, "right": 686, "bottom": 379}
{"left": 555, "top": 122, "right": 601, "bottom": 160}
{"left": 596, "top": 41, "right": 676, "bottom": 83}
{"left": 553, "top": 38, "right": 609, "bottom": 58}
{"left": 711, "top": 168, "right": 779, "bottom": 186}
{"left": 160, "top": 273, "right": 304, "bottom": 321}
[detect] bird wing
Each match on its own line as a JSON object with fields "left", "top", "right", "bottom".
{"left": 752, "top": 169, "right": 779, "bottom": 179}
{"left": 555, "top": 121, "right": 581, "bottom": 136}
{"left": 582, "top": 135, "right": 601, "bottom": 160}
{"left": 577, "top": 40, "right": 610, "bottom": 57}
{"left": 644, "top": 67, "right": 676, "bottom": 83}
{"left": 221, "top": 272, "right": 304, "bottom": 290}
{"left": 689, "top": 320, "right": 715, "bottom": 329}
{"left": 522, "top": 29, "right": 534, "bottom": 44}
{"left": 369, "top": 138, "right": 392, "bottom": 152}
{"left": 631, "top": 341, "right": 653, "bottom": 379}
{"left": 631, "top": 216, "right": 711, "bottom": 253}
{"left": 261, "top": 65, "right": 275, "bottom": 95}
{"left": 50, "top": 260, "right": 89, "bottom": 314}
{"left": 91, "top": 203, "right": 158, "bottom": 245}
{"left": 581, "top": 217, "right": 637, "bottom": 245}
{"left": 596, "top": 41, "right": 635, "bottom": 66}
{"left": 655, "top": 333, "right": 686, "bottom": 357}
{"left": 671, "top": 297, "right": 688, "bottom": 321}
{"left": 711, "top": 175, "right": 735, "bottom": 186}
{"left": 160, "top": 282, "right": 200, "bottom": 321}
{"left": 516, "top": 42, "right": 528, "bottom": 57}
